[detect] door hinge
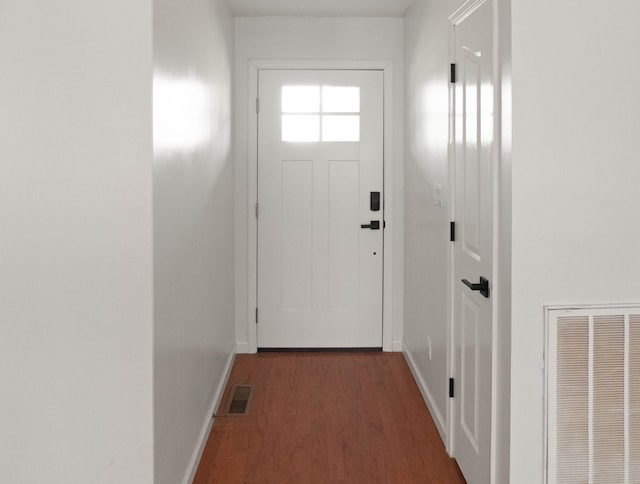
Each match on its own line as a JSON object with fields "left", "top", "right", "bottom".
{"left": 255, "top": 202, "right": 259, "bottom": 219}
{"left": 449, "top": 378, "right": 455, "bottom": 398}
{"left": 256, "top": 97, "right": 260, "bottom": 114}
{"left": 255, "top": 307, "right": 259, "bottom": 324}
{"left": 450, "top": 221, "right": 456, "bottom": 242}
{"left": 450, "top": 63, "right": 457, "bottom": 84}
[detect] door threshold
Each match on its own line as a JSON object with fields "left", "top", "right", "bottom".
{"left": 257, "top": 347, "right": 382, "bottom": 353}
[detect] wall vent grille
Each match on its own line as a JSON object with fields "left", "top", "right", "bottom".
{"left": 545, "top": 305, "right": 640, "bottom": 484}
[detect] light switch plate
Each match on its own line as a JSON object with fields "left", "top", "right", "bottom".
{"left": 433, "top": 184, "right": 444, "bottom": 207}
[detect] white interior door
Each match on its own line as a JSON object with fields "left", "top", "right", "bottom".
{"left": 452, "top": 1, "right": 494, "bottom": 483}
{"left": 257, "top": 70, "right": 384, "bottom": 349}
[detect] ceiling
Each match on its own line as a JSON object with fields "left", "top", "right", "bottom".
{"left": 226, "top": 0, "right": 416, "bottom": 17}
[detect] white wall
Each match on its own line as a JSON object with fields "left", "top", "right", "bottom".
{"left": 153, "top": 0, "right": 235, "bottom": 482}
{"left": 405, "top": 2, "right": 640, "bottom": 484}
{"left": 0, "top": 1, "right": 154, "bottom": 482}
{"left": 403, "top": 0, "right": 458, "bottom": 441}
{"left": 510, "top": 1, "right": 640, "bottom": 482}
{"left": 404, "top": 2, "right": 512, "bottom": 483}
{"left": 234, "top": 16, "right": 405, "bottom": 352}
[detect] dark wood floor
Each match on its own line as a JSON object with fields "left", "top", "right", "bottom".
{"left": 194, "top": 352, "right": 466, "bottom": 484}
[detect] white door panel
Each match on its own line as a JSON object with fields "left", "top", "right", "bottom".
{"left": 461, "top": 292, "right": 481, "bottom": 452}
{"left": 452, "top": 1, "right": 494, "bottom": 483}
{"left": 258, "top": 70, "right": 383, "bottom": 348}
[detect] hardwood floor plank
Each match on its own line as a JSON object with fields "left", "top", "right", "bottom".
{"left": 193, "top": 352, "right": 466, "bottom": 484}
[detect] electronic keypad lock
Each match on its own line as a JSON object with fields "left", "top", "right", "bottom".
{"left": 370, "top": 191, "right": 380, "bottom": 212}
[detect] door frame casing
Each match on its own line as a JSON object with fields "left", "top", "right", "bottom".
{"left": 246, "top": 59, "right": 397, "bottom": 353}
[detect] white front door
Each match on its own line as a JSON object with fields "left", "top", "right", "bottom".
{"left": 257, "top": 69, "right": 384, "bottom": 349}
{"left": 452, "top": 1, "right": 494, "bottom": 483}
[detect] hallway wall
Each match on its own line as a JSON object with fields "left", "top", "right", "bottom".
{"left": 404, "top": 2, "right": 511, "bottom": 483}
{"left": 509, "top": 1, "right": 640, "bottom": 482}
{"left": 0, "top": 1, "right": 154, "bottom": 482}
{"left": 153, "top": 0, "right": 235, "bottom": 482}
{"left": 233, "top": 16, "right": 405, "bottom": 352}
{"left": 403, "top": 0, "right": 459, "bottom": 443}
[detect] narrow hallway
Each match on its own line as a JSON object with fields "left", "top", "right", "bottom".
{"left": 194, "top": 353, "right": 465, "bottom": 483}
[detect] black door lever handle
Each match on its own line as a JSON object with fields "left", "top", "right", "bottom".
{"left": 360, "top": 221, "right": 380, "bottom": 230}
{"left": 461, "top": 277, "right": 490, "bottom": 298}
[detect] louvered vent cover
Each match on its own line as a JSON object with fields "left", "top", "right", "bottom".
{"left": 545, "top": 305, "right": 640, "bottom": 484}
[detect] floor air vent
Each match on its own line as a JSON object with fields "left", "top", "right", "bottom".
{"left": 545, "top": 305, "right": 640, "bottom": 484}
{"left": 227, "top": 385, "right": 253, "bottom": 415}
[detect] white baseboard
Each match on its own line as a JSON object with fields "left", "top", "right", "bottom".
{"left": 392, "top": 339, "right": 404, "bottom": 352}
{"left": 235, "top": 341, "right": 249, "bottom": 354}
{"left": 402, "top": 345, "right": 448, "bottom": 444}
{"left": 182, "top": 347, "right": 236, "bottom": 484}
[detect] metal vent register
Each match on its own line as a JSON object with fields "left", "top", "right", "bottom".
{"left": 227, "top": 385, "right": 253, "bottom": 415}
{"left": 545, "top": 305, "right": 640, "bottom": 484}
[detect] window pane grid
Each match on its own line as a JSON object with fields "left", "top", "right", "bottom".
{"left": 322, "top": 86, "right": 360, "bottom": 113}
{"left": 281, "top": 85, "right": 361, "bottom": 142}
